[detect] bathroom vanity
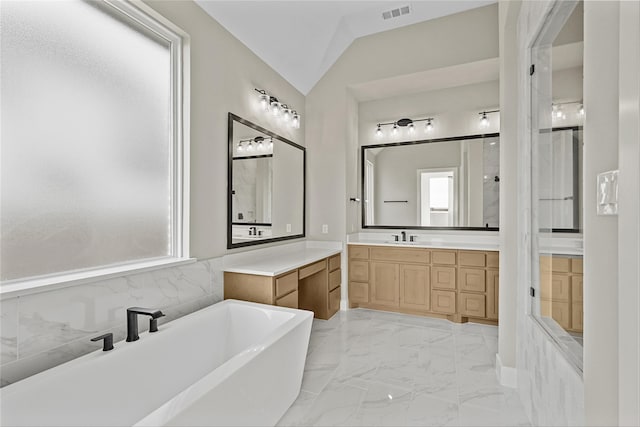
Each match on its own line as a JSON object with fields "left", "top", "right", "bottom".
{"left": 348, "top": 240, "right": 499, "bottom": 325}
{"left": 224, "top": 247, "right": 341, "bottom": 320}
{"left": 539, "top": 254, "right": 584, "bottom": 333}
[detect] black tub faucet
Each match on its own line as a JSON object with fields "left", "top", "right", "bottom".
{"left": 401, "top": 231, "right": 407, "bottom": 242}
{"left": 126, "top": 307, "right": 165, "bottom": 342}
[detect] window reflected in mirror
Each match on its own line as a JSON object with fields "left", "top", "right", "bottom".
{"left": 228, "top": 114, "right": 305, "bottom": 248}
{"left": 362, "top": 134, "right": 499, "bottom": 229}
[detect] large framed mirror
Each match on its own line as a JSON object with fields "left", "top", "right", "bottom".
{"left": 530, "top": 0, "right": 584, "bottom": 371}
{"left": 361, "top": 133, "right": 500, "bottom": 230}
{"left": 227, "top": 113, "right": 305, "bottom": 249}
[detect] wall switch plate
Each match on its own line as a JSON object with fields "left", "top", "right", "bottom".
{"left": 322, "top": 224, "right": 328, "bottom": 234}
{"left": 597, "top": 170, "right": 619, "bottom": 215}
{"left": 286, "top": 224, "right": 291, "bottom": 232}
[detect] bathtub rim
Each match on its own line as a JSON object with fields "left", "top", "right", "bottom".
{"left": 134, "top": 299, "right": 313, "bottom": 426}
{"left": 0, "top": 300, "right": 313, "bottom": 427}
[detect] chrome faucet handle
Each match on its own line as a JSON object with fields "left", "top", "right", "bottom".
{"left": 392, "top": 234, "right": 400, "bottom": 242}
{"left": 409, "top": 235, "right": 418, "bottom": 242}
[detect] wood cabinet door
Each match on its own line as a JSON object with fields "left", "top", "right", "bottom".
{"left": 486, "top": 269, "right": 499, "bottom": 320}
{"left": 431, "top": 290, "right": 456, "bottom": 314}
{"left": 459, "top": 292, "right": 486, "bottom": 318}
{"left": 571, "top": 275, "right": 583, "bottom": 302}
{"left": 349, "top": 260, "right": 369, "bottom": 282}
{"left": 431, "top": 266, "right": 456, "bottom": 290}
{"left": 459, "top": 268, "right": 486, "bottom": 292}
{"left": 399, "top": 264, "right": 430, "bottom": 311}
{"left": 540, "top": 273, "right": 570, "bottom": 302}
{"left": 349, "top": 282, "right": 369, "bottom": 304}
{"left": 551, "top": 301, "right": 571, "bottom": 329}
{"left": 370, "top": 261, "right": 400, "bottom": 308}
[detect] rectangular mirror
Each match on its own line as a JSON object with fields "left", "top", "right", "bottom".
{"left": 361, "top": 134, "right": 500, "bottom": 230}
{"left": 530, "top": 0, "right": 583, "bottom": 371}
{"left": 227, "top": 113, "right": 305, "bottom": 248}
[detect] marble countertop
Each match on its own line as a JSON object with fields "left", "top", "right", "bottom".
{"left": 223, "top": 247, "right": 342, "bottom": 277}
{"left": 347, "top": 236, "right": 499, "bottom": 251}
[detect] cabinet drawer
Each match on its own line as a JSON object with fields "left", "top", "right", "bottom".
{"left": 459, "top": 251, "right": 486, "bottom": 267}
{"left": 431, "top": 290, "right": 456, "bottom": 314}
{"left": 571, "top": 276, "right": 583, "bottom": 302}
{"left": 486, "top": 252, "right": 499, "bottom": 268}
{"left": 541, "top": 299, "right": 571, "bottom": 329}
{"left": 299, "top": 260, "right": 326, "bottom": 279}
{"left": 370, "top": 247, "right": 429, "bottom": 264}
{"left": 349, "top": 261, "right": 369, "bottom": 282}
{"left": 571, "top": 302, "right": 583, "bottom": 331}
{"left": 329, "top": 286, "right": 341, "bottom": 313}
{"left": 349, "top": 246, "right": 369, "bottom": 260}
{"left": 329, "top": 254, "right": 341, "bottom": 271}
{"left": 349, "top": 282, "right": 369, "bottom": 304}
{"left": 431, "top": 266, "right": 456, "bottom": 290}
{"left": 541, "top": 256, "right": 570, "bottom": 273}
{"left": 459, "top": 293, "right": 486, "bottom": 318}
{"left": 459, "top": 268, "right": 486, "bottom": 293}
{"left": 432, "top": 250, "right": 456, "bottom": 265}
{"left": 329, "top": 269, "right": 341, "bottom": 291}
{"left": 571, "top": 258, "right": 583, "bottom": 274}
{"left": 275, "top": 271, "right": 298, "bottom": 298}
{"left": 276, "top": 290, "right": 298, "bottom": 309}
{"left": 540, "top": 273, "right": 570, "bottom": 302}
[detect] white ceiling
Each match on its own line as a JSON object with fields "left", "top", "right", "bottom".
{"left": 195, "top": 1, "right": 496, "bottom": 95}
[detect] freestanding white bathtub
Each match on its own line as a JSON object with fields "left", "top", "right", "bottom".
{"left": 0, "top": 300, "right": 313, "bottom": 427}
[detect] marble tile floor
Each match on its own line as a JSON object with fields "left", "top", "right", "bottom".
{"left": 278, "top": 309, "right": 530, "bottom": 427}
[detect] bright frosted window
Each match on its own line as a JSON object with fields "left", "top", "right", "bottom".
{"left": 1, "top": 1, "right": 183, "bottom": 282}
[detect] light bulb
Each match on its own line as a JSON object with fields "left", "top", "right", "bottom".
{"left": 259, "top": 93, "right": 269, "bottom": 111}
{"left": 247, "top": 141, "right": 254, "bottom": 151}
{"left": 555, "top": 108, "right": 563, "bottom": 119}
{"left": 376, "top": 125, "right": 383, "bottom": 137}
{"left": 257, "top": 140, "right": 263, "bottom": 151}
{"left": 579, "top": 105, "right": 585, "bottom": 116}
{"left": 291, "top": 112, "right": 300, "bottom": 128}
{"left": 282, "top": 106, "right": 291, "bottom": 122}
{"left": 238, "top": 142, "right": 244, "bottom": 152}
{"left": 408, "top": 123, "right": 415, "bottom": 133}
{"left": 426, "top": 120, "right": 433, "bottom": 132}
{"left": 392, "top": 124, "right": 398, "bottom": 135}
{"left": 270, "top": 100, "right": 280, "bottom": 117}
{"left": 480, "top": 114, "right": 489, "bottom": 127}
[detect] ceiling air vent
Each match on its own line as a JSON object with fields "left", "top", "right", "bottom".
{"left": 382, "top": 5, "right": 411, "bottom": 20}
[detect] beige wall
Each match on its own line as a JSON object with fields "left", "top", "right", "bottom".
{"left": 143, "top": 0, "right": 306, "bottom": 259}
{"left": 497, "top": 0, "right": 520, "bottom": 377}
{"left": 306, "top": 4, "right": 499, "bottom": 241}
{"left": 583, "top": 1, "right": 620, "bottom": 425}
{"left": 358, "top": 81, "right": 501, "bottom": 146}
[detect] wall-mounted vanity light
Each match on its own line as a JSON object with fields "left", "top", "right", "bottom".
{"left": 237, "top": 136, "right": 273, "bottom": 153}
{"left": 551, "top": 100, "right": 584, "bottom": 121}
{"left": 478, "top": 110, "right": 500, "bottom": 128}
{"left": 255, "top": 88, "right": 301, "bottom": 129}
{"left": 375, "top": 117, "right": 435, "bottom": 137}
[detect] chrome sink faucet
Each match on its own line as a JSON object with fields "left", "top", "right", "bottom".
{"left": 126, "top": 307, "right": 165, "bottom": 342}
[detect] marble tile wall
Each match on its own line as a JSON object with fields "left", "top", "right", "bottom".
{"left": 0, "top": 257, "right": 223, "bottom": 387}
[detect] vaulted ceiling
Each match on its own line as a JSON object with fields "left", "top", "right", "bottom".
{"left": 195, "top": 1, "right": 496, "bottom": 95}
